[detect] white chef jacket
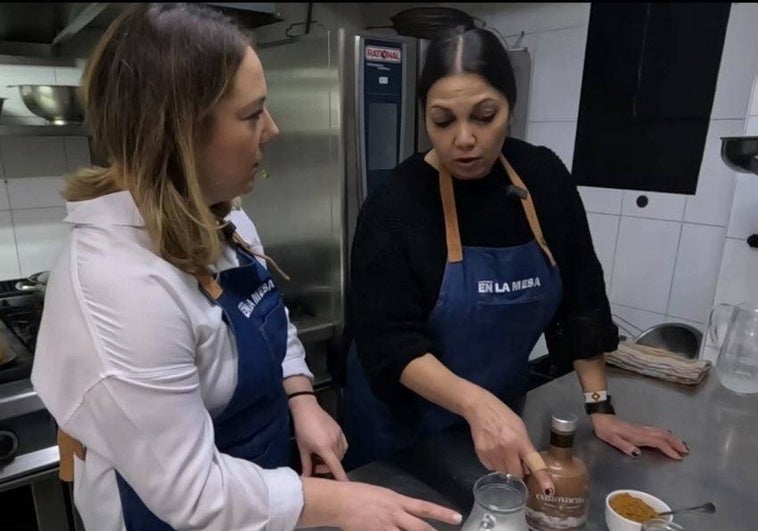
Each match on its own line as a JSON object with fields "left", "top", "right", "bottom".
{"left": 31, "top": 190, "right": 313, "bottom": 531}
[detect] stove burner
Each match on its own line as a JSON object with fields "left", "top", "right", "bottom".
{"left": 0, "top": 304, "right": 42, "bottom": 354}
{"left": 0, "top": 280, "right": 43, "bottom": 384}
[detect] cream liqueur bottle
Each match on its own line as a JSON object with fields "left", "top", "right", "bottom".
{"left": 526, "top": 414, "right": 589, "bottom": 531}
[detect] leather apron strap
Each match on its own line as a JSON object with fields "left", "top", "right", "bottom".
{"left": 438, "top": 154, "right": 557, "bottom": 267}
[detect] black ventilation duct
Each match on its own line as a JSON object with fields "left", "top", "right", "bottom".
{"left": 389, "top": 7, "right": 475, "bottom": 40}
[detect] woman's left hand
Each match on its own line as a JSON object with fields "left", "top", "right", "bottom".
{"left": 289, "top": 395, "right": 349, "bottom": 480}
{"left": 590, "top": 414, "right": 689, "bottom": 460}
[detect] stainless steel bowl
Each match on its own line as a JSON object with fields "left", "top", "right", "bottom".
{"left": 635, "top": 323, "right": 703, "bottom": 359}
{"left": 10, "top": 85, "right": 84, "bottom": 124}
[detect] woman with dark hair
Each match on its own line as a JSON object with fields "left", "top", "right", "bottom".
{"left": 31, "top": 4, "right": 462, "bottom": 530}
{"left": 345, "top": 27, "right": 688, "bottom": 489}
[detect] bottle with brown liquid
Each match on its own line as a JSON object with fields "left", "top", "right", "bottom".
{"left": 525, "top": 414, "right": 589, "bottom": 531}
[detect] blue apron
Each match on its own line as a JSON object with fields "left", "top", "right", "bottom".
{"left": 345, "top": 154, "right": 562, "bottom": 468}
{"left": 115, "top": 234, "right": 291, "bottom": 530}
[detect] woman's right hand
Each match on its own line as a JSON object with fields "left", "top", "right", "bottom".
{"left": 299, "top": 477, "right": 462, "bottom": 531}
{"left": 462, "top": 386, "right": 555, "bottom": 496}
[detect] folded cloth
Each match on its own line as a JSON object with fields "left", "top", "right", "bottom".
{"left": 606, "top": 341, "right": 711, "bottom": 385}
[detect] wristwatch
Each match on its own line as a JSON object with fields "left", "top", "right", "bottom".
{"left": 584, "top": 391, "right": 616, "bottom": 415}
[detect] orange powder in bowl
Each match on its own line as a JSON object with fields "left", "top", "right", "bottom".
{"left": 610, "top": 493, "right": 659, "bottom": 523}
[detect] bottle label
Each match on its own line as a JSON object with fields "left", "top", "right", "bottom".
{"left": 526, "top": 493, "right": 587, "bottom": 531}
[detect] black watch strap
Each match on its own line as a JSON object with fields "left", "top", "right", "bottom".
{"left": 585, "top": 395, "right": 615, "bottom": 415}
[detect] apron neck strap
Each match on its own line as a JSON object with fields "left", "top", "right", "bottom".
{"left": 193, "top": 228, "right": 292, "bottom": 301}
{"left": 438, "top": 163, "right": 464, "bottom": 263}
{"left": 437, "top": 154, "right": 557, "bottom": 267}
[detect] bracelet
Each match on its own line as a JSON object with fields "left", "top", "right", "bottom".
{"left": 585, "top": 395, "right": 615, "bottom": 415}
{"left": 584, "top": 390, "right": 608, "bottom": 403}
{"left": 288, "top": 391, "right": 317, "bottom": 400}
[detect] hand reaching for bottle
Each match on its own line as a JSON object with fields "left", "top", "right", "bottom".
{"left": 462, "top": 386, "right": 556, "bottom": 496}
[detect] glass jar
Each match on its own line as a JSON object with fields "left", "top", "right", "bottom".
{"left": 463, "top": 472, "right": 529, "bottom": 531}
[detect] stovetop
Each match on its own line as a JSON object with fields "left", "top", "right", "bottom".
{"left": 0, "top": 279, "right": 43, "bottom": 386}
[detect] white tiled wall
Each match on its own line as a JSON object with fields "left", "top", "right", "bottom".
{"left": 0, "top": 136, "right": 87, "bottom": 278}
{"left": 611, "top": 217, "right": 682, "bottom": 314}
{"left": 0, "top": 210, "right": 19, "bottom": 279}
{"left": 683, "top": 119, "right": 744, "bottom": 227}
{"left": 586, "top": 212, "right": 619, "bottom": 289}
{"left": 482, "top": 3, "right": 758, "bottom": 334}
{"left": 709, "top": 3, "right": 758, "bottom": 120}
{"left": 714, "top": 238, "right": 758, "bottom": 305}
{"left": 621, "top": 191, "right": 686, "bottom": 222}
{"left": 525, "top": 121, "right": 577, "bottom": 170}
{"left": 577, "top": 186, "right": 624, "bottom": 216}
{"left": 0, "top": 60, "right": 87, "bottom": 280}
{"left": 713, "top": 68, "right": 758, "bottom": 308}
{"left": 726, "top": 174, "right": 758, "bottom": 239}
{"left": 668, "top": 224, "right": 727, "bottom": 323}
{"left": 12, "top": 207, "right": 69, "bottom": 275}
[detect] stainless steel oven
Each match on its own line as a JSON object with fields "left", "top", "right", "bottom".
{"left": 0, "top": 281, "right": 79, "bottom": 531}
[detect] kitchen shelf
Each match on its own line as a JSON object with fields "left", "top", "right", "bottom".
{"left": 0, "top": 124, "right": 86, "bottom": 137}
{"left": 291, "top": 316, "right": 336, "bottom": 344}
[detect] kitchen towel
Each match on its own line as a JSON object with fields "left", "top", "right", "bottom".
{"left": 606, "top": 341, "right": 711, "bottom": 385}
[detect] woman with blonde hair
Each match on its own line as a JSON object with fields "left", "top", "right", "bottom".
{"left": 31, "top": 4, "right": 461, "bottom": 530}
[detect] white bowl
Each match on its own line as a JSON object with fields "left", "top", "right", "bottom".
{"left": 605, "top": 489, "right": 673, "bottom": 531}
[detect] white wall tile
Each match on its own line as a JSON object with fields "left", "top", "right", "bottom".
{"left": 714, "top": 238, "right": 758, "bottom": 306}
{"left": 662, "top": 316, "right": 705, "bottom": 334}
{"left": 0, "top": 211, "right": 20, "bottom": 279}
{"left": 527, "top": 26, "right": 588, "bottom": 122}
{"left": 6, "top": 177, "right": 65, "bottom": 210}
{"left": 54, "top": 67, "right": 84, "bottom": 86}
{"left": 611, "top": 303, "right": 667, "bottom": 339}
{"left": 610, "top": 217, "right": 682, "bottom": 314}
{"left": 0, "top": 65, "right": 57, "bottom": 124}
{"left": 578, "top": 186, "right": 624, "bottom": 215}
{"left": 668, "top": 224, "right": 727, "bottom": 323}
{"left": 12, "top": 208, "right": 68, "bottom": 276}
{"left": 684, "top": 119, "right": 743, "bottom": 227}
{"left": 750, "top": 74, "right": 758, "bottom": 116}
{"left": 622, "top": 191, "right": 686, "bottom": 222}
{"left": 726, "top": 173, "right": 758, "bottom": 239}
{"left": 0, "top": 174, "right": 8, "bottom": 211}
{"left": 525, "top": 121, "right": 577, "bottom": 171}
{"left": 586, "top": 213, "right": 619, "bottom": 290}
{"left": 711, "top": 3, "right": 758, "bottom": 119}
{"left": 746, "top": 115, "right": 758, "bottom": 136}
{"left": 64, "top": 137, "right": 91, "bottom": 172}
{"left": 0, "top": 137, "right": 68, "bottom": 179}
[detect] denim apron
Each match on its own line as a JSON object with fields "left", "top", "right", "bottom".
{"left": 115, "top": 231, "right": 291, "bottom": 529}
{"left": 345, "top": 154, "right": 562, "bottom": 467}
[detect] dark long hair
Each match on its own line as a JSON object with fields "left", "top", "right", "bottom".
{"left": 418, "top": 26, "right": 516, "bottom": 110}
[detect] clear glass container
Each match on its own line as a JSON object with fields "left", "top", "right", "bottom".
{"left": 706, "top": 302, "right": 758, "bottom": 394}
{"left": 463, "top": 472, "right": 529, "bottom": 531}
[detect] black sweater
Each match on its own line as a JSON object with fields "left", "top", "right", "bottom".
{"left": 347, "top": 137, "right": 619, "bottom": 404}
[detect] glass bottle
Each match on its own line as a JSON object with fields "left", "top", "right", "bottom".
{"left": 525, "top": 414, "right": 589, "bottom": 531}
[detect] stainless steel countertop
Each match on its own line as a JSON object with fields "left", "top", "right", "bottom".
{"left": 342, "top": 368, "right": 758, "bottom": 531}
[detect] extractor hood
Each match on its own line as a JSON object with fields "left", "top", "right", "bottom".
{"left": 721, "top": 136, "right": 758, "bottom": 175}
{"left": 0, "top": 3, "right": 282, "bottom": 57}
